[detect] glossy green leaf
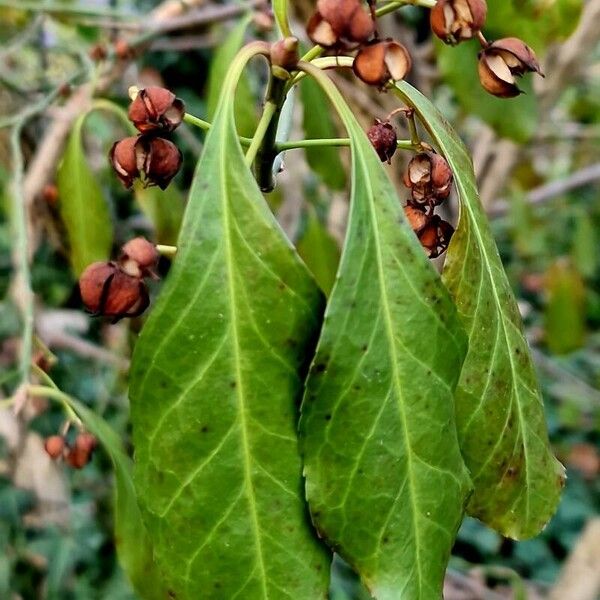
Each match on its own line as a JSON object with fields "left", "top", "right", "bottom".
{"left": 63, "top": 397, "right": 167, "bottom": 600}
{"left": 300, "top": 65, "right": 471, "bottom": 599}
{"left": 57, "top": 113, "right": 113, "bottom": 275}
{"left": 129, "top": 48, "right": 330, "bottom": 599}
{"left": 394, "top": 81, "right": 565, "bottom": 539}
{"left": 300, "top": 76, "right": 347, "bottom": 190}
{"left": 206, "top": 15, "right": 257, "bottom": 138}
{"left": 296, "top": 205, "right": 340, "bottom": 297}
{"left": 135, "top": 182, "right": 185, "bottom": 246}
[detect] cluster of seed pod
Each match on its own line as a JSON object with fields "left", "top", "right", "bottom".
{"left": 44, "top": 432, "right": 97, "bottom": 469}
{"left": 307, "top": 0, "right": 412, "bottom": 88}
{"left": 110, "top": 87, "right": 185, "bottom": 190}
{"left": 430, "top": 0, "right": 543, "bottom": 98}
{"left": 79, "top": 237, "right": 159, "bottom": 321}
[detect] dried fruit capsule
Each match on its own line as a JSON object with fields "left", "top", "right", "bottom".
{"left": 353, "top": 40, "right": 412, "bottom": 87}
{"left": 418, "top": 215, "right": 454, "bottom": 258}
{"left": 403, "top": 152, "right": 453, "bottom": 204}
{"left": 128, "top": 86, "right": 185, "bottom": 133}
{"left": 307, "top": 0, "right": 375, "bottom": 50}
{"left": 136, "top": 137, "right": 183, "bottom": 190}
{"left": 367, "top": 120, "right": 398, "bottom": 163}
{"left": 109, "top": 136, "right": 140, "bottom": 188}
{"left": 120, "top": 237, "right": 159, "bottom": 279}
{"left": 404, "top": 205, "right": 429, "bottom": 234}
{"left": 430, "top": 0, "right": 487, "bottom": 45}
{"left": 44, "top": 435, "right": 65, "bottom": 459}
{"left": 478, "top": 38, "right": 542, "bottom": 98}
{"left": 79, "top": 262, "right": 149, "bottom": 320}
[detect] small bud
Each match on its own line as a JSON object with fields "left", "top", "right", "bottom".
{"left": 403, "top": 205, "right": 429, "bottom": 234}
{"left": 135, "top": 137, "right": 183, "bottom": 190}
{"left": 128, "top": 86, "right": 185, "bottom": 133}
{"left": 478, "top": 38, "right": 542, "bottom": 98}
{"left": 114, "top": 39, "right": 133, "bottom": 60}
{"left": 79, "top": 262, "right": 150, "bottom": 320}
{"left": 120, "top": 237, "right": 159, "bottom": 279}
{"left": 418, "top": 216, "right": 454, "bottom": 258}
{"left": 44, "top": 435, "right": 65, "bottom": 460}
{"left": 65, "top": 446, "right": 89, "bottom": 469}
{"left": 367, "top": 120, "right": 397, "bottom": 163}
{"left": 271, "top": 37, "right": 299, "bottom": 71}
{"left": 89, "top": 44, "right": 108, "bottom": 62}
{"left": 353, "top": 40, "right": 412, "bottom": 87}
{"left": 109, "top": 136, "right": 139, "bottom": 188}
{"left": 403, "top": 152, "right": 453, "bottom": 204}
{"left": 42, "top": 183, "right": 59, "bottom": 206}
{"left": 307, "top": 0, "right": 375, "bottom": 50}
{"left": 430, "top": 0, "right": 487, "bottom": 45}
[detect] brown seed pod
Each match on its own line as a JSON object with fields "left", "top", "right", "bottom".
{"left": 120, "top": 237, "right": 159, "bottom": 279}
{"left": 353, "top": 40, "right": 412, "bottom": 87}
{"left": 128, "top": 86, "right": 185, "bottom": 133}
{"left": 44, "top": 435, "right": 65, "bottom": 460}
{"left": 307, "top": 0, "right": 375, "bottom": 50}
{"left": 367, "top": 120, "right": 398, "bottom": 163}
{"left": 135, "top": 136, "right": 183, "bottom": 190}
{"left": 404, "top": 205, "right": 429, "bottom": 234}
{"left": 478, "top": 38, "right": 542, "bottom": 98}
{"left": 403, "top": 152, "right": 453, "bottom": 204}
{"left": 79, "top": 262, "right": 150, "bottom": 320}
{"left": 430, "top": 0, "right": 487, "bottom": 45}
{"left": 270, "top": 37, "right": 300, "bottom": 71}
{"left": 109, "top": 136, "right": 140, "bottom": 188}
{"left": 418, "top": 215, "right": 454, "bottom": 258}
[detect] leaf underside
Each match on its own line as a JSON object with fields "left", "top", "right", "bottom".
{"left": 57, "top": 114, "right": 113, "bottom": 276}
{"left": 394, "top": 82, "right": 565, "bottom": 540}
{"left": 129, "top": 54, "right": 329, "bottom": 599}
{"left": 300, "top": 68, "right": 471, "bottom": 600}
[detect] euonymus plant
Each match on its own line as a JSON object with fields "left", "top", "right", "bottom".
{"left": 34, "top": 0, "right": 566, "bottom": 598}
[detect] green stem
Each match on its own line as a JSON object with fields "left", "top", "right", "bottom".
{"left": 277, "top": 138, "right": 416, "bottom": 151}
{"left": 92, "top": 99, "right": 135, "bottom": 133}
{"left": 156, "top": 244, "right": 177, "bottom": 258}
{"left": 247, "top": 75, "right": 288, "bottom": 192}
{"left": 27, "top": 385, "right": 83, "bottom": 427}
{"left": 183, "top": 113, "right": 252, "bottom": 146}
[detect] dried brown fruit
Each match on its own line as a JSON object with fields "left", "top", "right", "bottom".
{"left": 430, "top": 0, "right": 487, "bottom": 45}
{"left": 44, "top": 435, "right": 65, "bottom": 459}
{"left": 270, "top": 37, "right": 299, "bottom": 71}
{"left": 353, "top": 40, "right": 412, "bottom": 87}
{"left": 109, "top": 136, "right": 139, "bottom": 188}
{"left": 478, "top": 38, "right": 542, "bottom": 98}
{"left": 403, "top": 152, "right": 453, "bottom": 204}
{"left": 128, "top": 86, "right": 185, "bottom": 133}
{"left": 79, "top": 262, "right": 150, "bottom": 320}
{"left": 418, "top": 216, "right": 454, "bottom": 258}
{"left": 367, "top": 120, "right": 397, "bottom": 163}
{"left": 136, "top": 136, "right": 183, "bottom": 190}
{"left": 307, "top": 0, "right": 375, "bottom": 50}
{"left": 404, "top": 205, "right": 429, "bottom": 234}
{"left": 120, "top": 237, "right": 159, "bottom": 279}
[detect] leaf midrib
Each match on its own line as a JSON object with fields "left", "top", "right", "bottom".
{"left": 356, "top": 145, "right": 424, "bottom": 595}
{"left": 219, "top": 114, "right": 269, "bottom": 598}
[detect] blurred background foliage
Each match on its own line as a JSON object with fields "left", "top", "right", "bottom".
{"left": 0, "top": 0, "right": 599, "bottom": 598}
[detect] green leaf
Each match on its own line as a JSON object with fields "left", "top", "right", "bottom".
{"left": 394, "top": 81, "right": 565, "bottom": 539}
{"left": 300, "top": 75, "right": 347, "bottom": 190}
{"left": 129, "top": 47, "right": 330, "bottom": 599}
{"left": 64, "top": 397, "right": 167, "bottom": 600}
{"left": 296, "top": 205, "right": 340, "bottom": 297}
{"left": 300, "top": 64, "right": 471, "bottom": 599}
{"left": 135, "top": 182, "right": 185, "bottom": 246}
{"left": 206, "top": 15, "right": 257, "bottom": 138}
{"left": 57, "top": 113, "right": 113, "bottom": 276}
